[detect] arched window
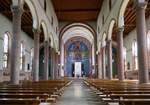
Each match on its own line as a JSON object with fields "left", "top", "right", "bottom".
{"left": 147, "top": 31, "right": 150, "bottom": 49}
{"left": 132, "top": 40, "right": 138, "bottom": 70}
{"left": 147, "top": 30, "right": 150, "bottom": 69}
{"left": 3, "top": 32, "right": 9, "bottom": 69}
{"left": 20, "top": 42, "right": 24, "bottom": 70}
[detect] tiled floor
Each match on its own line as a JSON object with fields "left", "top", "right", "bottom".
{"left": 54, "top": 79, "right": 107, "bottom": 105}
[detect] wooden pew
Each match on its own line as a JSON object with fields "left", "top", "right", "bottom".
{"left": 0, "top": 79, "right": 71, "bottom": 105}
{"left": 0, "top": 98, "right": 40, "bottom": 105}
{"left": 0, "top": 93, "right": 49, "bottom": 99}
{"left": 85, "top": 79, "right": 150, "bottom": 105}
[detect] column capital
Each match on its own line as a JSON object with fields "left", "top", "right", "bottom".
{"left": 134, "top": 1, "right": 147, "bottom": 9}
{"left": 106, "top": 40, "right": 112, "bottom": 48}
{"left": 11, "top": 5, "right": 23, "bottom": 15}
{"left": 107, "top": 39, "right": 112, "bottom": 44}
{"left": 32, "top": 28, "right": 41, "bottom": 34}
{"left": 118, "top": 27, "right": 124, "bottom": 32}
{"left": 44, "top": 40, "right": 50, "bottom": 46}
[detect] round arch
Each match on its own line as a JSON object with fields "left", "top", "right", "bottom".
{"left": 40, "top": 20, "right": 48, "bottom": 41}
{"left": 65, "top": 36, "right": 92, "bottom": 50}
{"left": 60, "top": 23, "right": 95, "bottom": 45}
{"left": 100, "top": 32, "right": 107, "bottom": 51}
{"left": 60, "top": 23, "right": 96, "bottom": 78}
{"left": 24, "top": 0, "right": 38, "bottom": 29}
{"left": 102, "top": 32, "right": 107, "bottom": 43}
{"left": 108, "top": 19, "right": 116, "bottom": 40}
{"left": 60, "top": 23, "right": 96, "bottom": 40}
{"left": 49, "top": 32, "right": 54, "bottom": 48}
{"left": 118, "top": 0, "right": 129, "bottom": 26}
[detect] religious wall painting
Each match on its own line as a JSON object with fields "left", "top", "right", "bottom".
{"left": 65, "top": 41, "right": 90, "bottom": 77}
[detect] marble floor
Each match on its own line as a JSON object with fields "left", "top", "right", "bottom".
{"left": 53, "top": 79, "right": 107, "bottom": 105}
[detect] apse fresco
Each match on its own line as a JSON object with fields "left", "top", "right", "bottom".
{"left": 66, "top": 41, "right": 90, "bottom": 77}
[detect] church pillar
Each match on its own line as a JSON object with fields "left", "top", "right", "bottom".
{"left": 95, "top": 54, "right": 99, "bottom": 78}
{"left": 10, "top": 5, "right": 23, "bottom": 84}
{"left": 98, "top": 52, "right": 102, "bottom": 79}
{"left": 44, "top": 41, "right": 49, "bottom": 80}
{"left": 135, "top": 1, "right": 149, "bottom": 83}
{"left": 55, "top": 53, "right": 59, "bottom": 79}
{"left": 117, "top": 27, "right": 125, "bottom": 81}
{"left": 50, "top": 48, "right": 54, "bottom": 79}
{"left": 32, "top": 29, "right": 40, "bottom": 81}
{"left": 102, "top": 46, "right": 106, "bottom": 79}
{"left": 54, "top": 51, "right": 57, "bottom": 79}
{"left": 107, "top": 40, "right": 113, "bottom": 79}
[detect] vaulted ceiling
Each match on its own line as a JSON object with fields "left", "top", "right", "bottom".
{"left": 51, "top": 0, "right": 103, "bottom": 22}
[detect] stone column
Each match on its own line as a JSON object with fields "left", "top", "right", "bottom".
{"left": 55, "top": 53, "right": 59, "bottom": 79}
{"left": 44, "top": 41, "right": 49, "bottom": 80}
{"left": 98, "top": 52, "right": 102, "bottom": 79}
{"left": 32, "top": 29, "right": 40, "bottom": 81}
{"left": 53, "top": 51, "right": 57, "bottom": 79}
{"left": 57, "top": 54, "right": 60, "bottom": 78}
{"left": 50, "top": 47, "right": 54, "bottom": 79}
{"left": 10, "top": 6, "right": 23, "bottom": 84}
{"left": 102, "top": 47, "right": 106, "bottom": 79}
{"left": 117, "top": 27, "right": 125, "bottom": 81}
{"left": 135, "top": 1, "right": 149, "bottom": 83}
{"left": 107, "top": 40, "right": 113, "bottom": 79}
{"left": 95, "top": 53, "right": 99, "bottom": 78}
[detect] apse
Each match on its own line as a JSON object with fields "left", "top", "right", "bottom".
{"left": 65, "top": 40, "right": 90, "bottom": 77}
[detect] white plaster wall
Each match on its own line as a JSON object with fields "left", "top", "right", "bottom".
{"left": 0, "top": 14, "right": 34, "bottom": 71}
{"left": 97, "top": 0, "right": 123, "bottom": 51}
{"left": 46, "top": 0, "right": 59, "bottom": 35}
{"left": 124, "top": 15, "right": 150, "bottom": 71}
{"left": 46, "top": 0, "right": 59, "bottom": 51}
{"left": 26, "top": 0, "right": 59, "bottom": 50}
{"left": 12, "top": 0, "right": 59, "bottom": 50}
{"left": 124, "top": 30, "right": 137, "bottom": 71}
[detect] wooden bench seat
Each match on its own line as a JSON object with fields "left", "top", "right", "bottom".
{"left": 85, "top": 79, "right": 150, "bottom": 105}
{"left": 0, "top": 93, "right": 49, "bottom": 99}
{"left": 0, "top": 80, "right": 71, "bottom": 105}
{"left": 0, "top": 90, "right": 54, "bottom": 94}
{"left": 101, "top": 90, "right": 150, "bottom": 95}
{"left": 0, "top": 98, "right": 40, "bottom": 105}
{"left": 109, "top": 94, "right": 150, "bottom": 99}
{"left": 102, "top": 98, "right": 150, "bottom": 105}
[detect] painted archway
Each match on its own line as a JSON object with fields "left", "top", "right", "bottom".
{"left": 60, "top": 23, "right": 96, "bottom": 78}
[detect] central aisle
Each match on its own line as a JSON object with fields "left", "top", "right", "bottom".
{"left": 54, "top": 79, "right": 106, "bottom": 105}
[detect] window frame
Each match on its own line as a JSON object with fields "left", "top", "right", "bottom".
{"left": 3, "top": 32, "right": 10, "bottom": 69}
{"left": 132, "top": 40, "right": 138, "bottom": 70}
